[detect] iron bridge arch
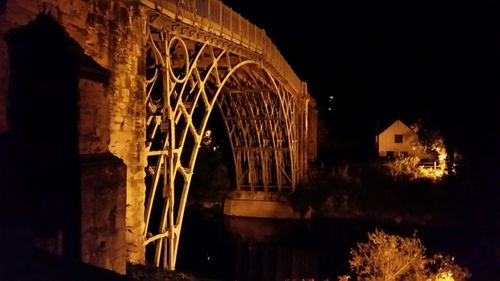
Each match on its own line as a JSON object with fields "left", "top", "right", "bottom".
{"left": 142, "top": 3, "right": 313, "bottom": 270}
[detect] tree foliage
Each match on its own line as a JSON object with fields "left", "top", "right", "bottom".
{"left": 349, "top": 229, "right": 427, "bottom": 281}
{"left": 348, "top": 230, "right": 470, "bottom": 281}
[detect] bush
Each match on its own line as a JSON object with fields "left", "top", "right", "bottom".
{"left": 346, "top": 230, "right": 470, "bottom": 281}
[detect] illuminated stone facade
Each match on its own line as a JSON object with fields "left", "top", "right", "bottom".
{"left": 0, "top": 0, "right": 147, "bottom": 273}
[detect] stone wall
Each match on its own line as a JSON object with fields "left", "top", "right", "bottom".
{"left": 224, "top": 191, "right": 312, "bottom": 219}
{"left": 79, "top": 79, "right": 110, "bottom": 154}
{"left": 81, "top": 153, "right": 127, "bottom": 274}
{"left": 307, "top": 99, "right": 318, "bottom": 163}
{"left": 0, "top": 0, "right": 148, "bottom": 271}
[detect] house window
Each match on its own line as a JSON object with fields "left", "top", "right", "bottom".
{"left": 394, "top": 134, "right": 403, "bottom": 143}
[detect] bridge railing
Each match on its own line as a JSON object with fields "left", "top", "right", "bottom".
{"left": 141, "top": 0, "right": 303, "bottom": 95}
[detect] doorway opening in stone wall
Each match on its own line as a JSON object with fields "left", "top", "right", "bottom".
{"left": 1, "top": 13, "right": 81, "bottom": 275}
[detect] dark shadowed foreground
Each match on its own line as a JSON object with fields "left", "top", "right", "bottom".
{"left": 0, "top": 250, "right": 206, "bottom": 281}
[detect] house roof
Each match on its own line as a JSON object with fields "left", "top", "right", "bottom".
{"left": 377, "top": 119, "right": 415, "bottom": 136}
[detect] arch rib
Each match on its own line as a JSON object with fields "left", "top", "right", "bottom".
{"left": 142, "top": 8, "right": 312, "bottom": 268}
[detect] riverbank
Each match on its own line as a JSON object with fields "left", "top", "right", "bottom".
{"left": 311, "top": 196, "right": 475, "bottom": 227}
{"left": 127, "top": 263, "right": 216, "bottom": 281}
{"left": 284, "top": 160, "right": 495, "bottom": 228}
{"left": 187, "top": 195, "right": 473, "bottom": 229}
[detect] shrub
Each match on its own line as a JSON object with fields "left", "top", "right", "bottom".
{"left": 346, "top": 230, "right": 470, "bottom": 281}
{"left": 349, "top": 229, "right": 427, "bottom": 281}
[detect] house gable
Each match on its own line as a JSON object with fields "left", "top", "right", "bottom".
{"left": 377, "top": 120, "right": 419, "bottom": 157}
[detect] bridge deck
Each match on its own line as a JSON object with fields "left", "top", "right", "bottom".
{"left": 140, "top": 0, "right": 303, "bottom": 95}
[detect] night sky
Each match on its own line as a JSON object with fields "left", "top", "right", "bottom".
{"left": 224, "top": 0, "right": 500, "bottom": 162}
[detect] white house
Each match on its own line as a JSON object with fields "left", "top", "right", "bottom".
{"left": 376, "top": 120, "right": 422, "bottom": 158}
